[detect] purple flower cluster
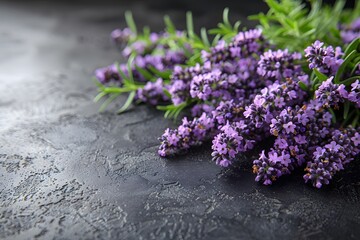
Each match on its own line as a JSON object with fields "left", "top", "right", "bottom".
{"left": 212, "top": 120, "right": 262, "bottom": 167}
{"left": 315, "top": 77, "right": 360, "bottom": 109}
{"left": 189, "top": 69, "right": 242, "bottom": 101}
{"left": 168, "top": 64, "right": 202, "bottom": 105}
{"left": 304, "top": 40, "right": 343, "bottom": 75}
{"left": 164, "top": 29, "right": 271, "bottom": 110}
{"left": 211, "top": 100, "right": 247, "bottom": 126}
{"left": 111, "top": 28, "right": 133, "bottom": 45}
{"left": 203, "top": 29, "right": 266, "bottom": 64}
{"left": 243, "top": 76, "right": 309, "bottom": 128}
{"left": 340, "top": 18, "right": 360, "bottom": 44}
{"left": 95, "top": 64, "right": 121, "bottom": 84}
{"left": 136, "top": 78, "right": 169, "bottom": 105}
{"left": 158, "top": 113, "right": 215, "bottom": 157}
{"left": 257, "top": 49, "right": 302, "bottom": 81}
{"left": 348, "top": 80, "right": 360, "bottom": 108}
{"left": 253, "top": 100, "right": 333, "bottom": 185}
{"left": 315, "top": 77, "right": 347, "bottom": 108}
{"left": 210, "top": 75, "right": 309, "bottom": 167}
{"left": 304, "top": 127, "right": 360, "bottom": 188}
{"left": 191, "top": 104, "right": 214, "bottom": 118}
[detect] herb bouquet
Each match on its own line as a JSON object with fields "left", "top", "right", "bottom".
{"left": 93, "top": 0, "right": 360, "bottom": 188}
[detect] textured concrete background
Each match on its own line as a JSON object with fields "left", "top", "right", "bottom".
{"left": 0, "top": 0, "right": 359, "bottom": 239}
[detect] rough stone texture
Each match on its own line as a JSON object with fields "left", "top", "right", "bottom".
{"left": 0, "top": 0, "right": 359, "bottom": 239}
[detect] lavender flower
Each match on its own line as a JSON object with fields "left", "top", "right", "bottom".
{"left": 169, "top": 64, "right": 202, "bottom": 105}
{"left": 212, "top": 120, "right": 261, "bottom": 167}
{"left": 191, "top": 104, "right": 214, "bottom": 118}
{"left": 190, "top": 69, "right": 239, "bottom": 101}
{"left": 243, "top": 76, "right": 308, "bottom": 129}
{"left": 315, "top": 77, "right": 347, "bottom": 108}
{"left": 111, "top": 28, "right": 133, "bottom": 45}
{"left": 348, "top": 79, "right": 360, "bottom": 108}
{"left": 253, "top": 150, "right": 291, "bottom": 185}
{"left": 304, "top": 40, "right": 343, "bottom": 75}
{"left": 136, "top": 78, "right": 169, "bottom": 105}
{"left": 202, "top": 29, "right": 267, "bottom": 65}
{"left": 211, "top": 100, "right": 248, "bottom": 126}
{"left": 95, "top": 64, "right": 121, "bottom": 84}
{"left": 257, "top": 49, "right": 302, "bottom": 81}
{"left": 158, "top": 113, "right": 215, "bottom": 157}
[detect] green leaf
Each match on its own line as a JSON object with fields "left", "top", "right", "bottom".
{"left": 94, "top": 91, "right": 108, "bottom": 103}
{"left": 343, "top": 38, "right": 360, "bottom": 57}
{"left": 313, "top": 68, "right": 328, "bottom": 82}
{"left": 343, "top": 101, "right": 350, "bottom": 120}
{"left": 117, "top": 91, "right": 136, "bottom": 114}
{"left": 156, "top": 101, "right": 189, "bottom": 120}
{"left": 116, "top": 62, "right": 130, "bottom": 81}
{"left": 100, "top": 93, "right": 120, "bottom": 112}
{"left": 125, "top": 11, "right": 137, "bottom": 35}
{"left": 328, "top": 108, "right": 337, "bottom": 124}
{"left": 142, "top": 26, "right": 150, "bottom": 38}
{"left": 222, "top": 8, "right": 231, "bottom": 27}
{"left": 135, "top": 65, "right": 154, "bottom": 81}
{"left": 211, "top": 34, "right": 221, "bottom": 46}
{"left": 92, "top": 77, "right": 105, "bottom": 89}
{"left": 186, "top": 11, "right": 194, "bottom": 39}
{"left": 163, "top": 88, "right": 172, "bottom": 98}
{"left": 164, "top": 15, "right": 176, "bottom": 34}
{"left": 200, "top": 28, "right": 210, "bottom": 48}
{"left": 352, "top": 112, "right": 360, "bottom": 127}
{"left": 127, "top": 53, "right": 136, "bottom": 82}
{"left": 350, "top": 60, "right": 360, "bottom": 75}
{"left": 233, "top": 21, "right": 241, "bottom": 31}
{"left": 334, "top": 50, "right": 358, "bottom": 83}
{"left": 103, "top": 87, "right": 133, "bottom": 94}
{"left": 148, "top": 66, "right": 172, "bottom": 79}
{"left": 298, "top": 81, "right": 308, "bottom": 91}
{"left": 340, "top": 76, "right": 360, "bottom": 86}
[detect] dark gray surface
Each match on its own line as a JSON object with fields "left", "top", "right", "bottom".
{"left": 0, "top": 1, "right": 359, "bottom": 239}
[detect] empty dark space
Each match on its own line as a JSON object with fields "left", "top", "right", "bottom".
{"left": 0, "top": 0, "right": 359, "bottom": 239}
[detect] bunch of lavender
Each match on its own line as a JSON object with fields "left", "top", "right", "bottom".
{"left": 304, "top": 127, "right": 360, "bottom": 188}
{"left": 93, "top": 5, "right": 360, "bottom": 189}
